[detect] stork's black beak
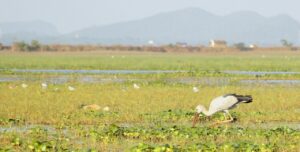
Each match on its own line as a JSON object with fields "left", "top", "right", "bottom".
{"left": 192, "top": 112, "right": 199, "bottom": 128}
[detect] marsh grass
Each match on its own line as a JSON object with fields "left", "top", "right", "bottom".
{"left": 1, "top": 82, "right": 300, "bottom": 125}
{"left": 1, "top": 51, "right": 300, "bottom": 151}
{"left": 1, "top": 51, "right": 300, "bottom": 72}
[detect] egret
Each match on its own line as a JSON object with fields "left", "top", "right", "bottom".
{"left": 41, "top": 83, "right": 48, "bottom": 89}
{"left": 192, "top": 94, "right": 252, "bottom": 127}
{"left": 193, "top": 87, "right": 199, "bottom": 93}
{"left": 103, "top": 106, "right": 110, "bottom": 112}
{"left": 133, "top": 83, "right": 140, "bottom": 89}
{"left": 68, "top": 86, "right": 75, "bottom": 91}
{"left": 21, "top": 83, "right": 28, "bottom": 88}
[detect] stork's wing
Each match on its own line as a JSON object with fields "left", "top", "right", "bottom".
{"left": 209, "top": 95, "right": 239, "bottom": 113}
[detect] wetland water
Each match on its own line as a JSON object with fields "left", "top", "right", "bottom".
{"left": 240, "top": 79, "right": 300, "bottom": 85}
{"left": 223, "top": 70, "right": 300, "bottom": 75}
{"left": 2, "top": 69, "right": 300, "bottom": 75}
{"left": 2, "top": 69, "right": 183, "bottom": 74}
{"left": 1, "top": 69, "right": 300, "bottom": 85}
{"left": 1, "top": 75, "right": 300, "bottom": 86}
{"left": 1, "top": 122, "right": 299, "bottom": 134}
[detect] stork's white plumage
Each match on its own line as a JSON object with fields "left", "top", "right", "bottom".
{"left": 192, "top": 94, "right": 253, "bottom": 127}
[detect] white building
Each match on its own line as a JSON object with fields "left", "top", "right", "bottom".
{"left": 209, "top": 40, "right": 227, "bottom": 48}
{"left": 249, "top": 44, "right": 258, "bottom": 49}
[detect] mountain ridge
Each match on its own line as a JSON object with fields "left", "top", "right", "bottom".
{"left": 1, "top": 8, "right": 300, "bottom": 45}
{"left": 63, "top": 8, "right": 300, "bottom": 45}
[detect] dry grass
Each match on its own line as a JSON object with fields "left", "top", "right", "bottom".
{"left": 1, "top": 82, "right": 299, "bottom": 125}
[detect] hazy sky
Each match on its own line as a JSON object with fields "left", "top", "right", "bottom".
{"left": 1, "top": 0, "right": 299, "bottom": 33}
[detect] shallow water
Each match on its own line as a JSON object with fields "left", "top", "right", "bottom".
{"left": 0, "top": 76, "right": 232, "bottom": 86}
{"left": 0, "top": 75, "right": 140, "bottom": 84}
{"left": 224, "top": 70, "right": 300, "bottom": 75}
{"left": 5, "top": 69, "right": 183, "bottom": 74}
{"left": 0, "top": 77, "right": 23, "bottom": 82}
{"left": 1, "top": 68, "right": 300, "bottom": 85}
{"left": 165, "top": 77, "right": 231, "bottom": 86}
{"left": 3, "top": 69, "right": 300, "bottom": 75}
{"left": 0, "top": 122, "right": 299, "bottom": 134}
{"left": 0, "top": 125, "right": 56, "bottom": 133}
{"left": 1, "top": 75, "right": 300, "bottom": 86}
{"left": 240, "top": 79, "right": 300, "bottom": 85}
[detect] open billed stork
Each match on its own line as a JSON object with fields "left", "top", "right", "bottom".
{"left": 192, "top": 94, "right": 253, "bottom": 127}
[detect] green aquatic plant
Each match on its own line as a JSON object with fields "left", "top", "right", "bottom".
{"left": 130, "top": 141, "right": 278, "bottom": 152}
{"left": 0, "top": 118, "right": 25, "bottom": 125}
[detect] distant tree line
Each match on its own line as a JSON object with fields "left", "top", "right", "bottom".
{"left": 12, "top": 40, "right": 41, "bottom": 51}
{"left": 233, "top": 42, "right": 251, "bottom": 51}
{"left": 1, "top": 39, "right": 298, "bottom": 52}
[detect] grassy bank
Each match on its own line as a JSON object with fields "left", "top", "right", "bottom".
{"left": 1, "top": 51, "right": 300, "bottom": 72}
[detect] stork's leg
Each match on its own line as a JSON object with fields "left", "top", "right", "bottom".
{"left": 223, "top": 113, "right": 228, "bottom": 120}
{"left": 211, "top": 110, "right": 234, "bottom": 126}
{"left": 220, "top": 110, "right": 234, "bottom": 123}
{"left": 226, "top": 111, "right": 234, "bottom": 122}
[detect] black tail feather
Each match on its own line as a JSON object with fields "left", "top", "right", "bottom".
{"left": 224, "top": 94, "right": 253, "bottom": 103}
